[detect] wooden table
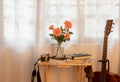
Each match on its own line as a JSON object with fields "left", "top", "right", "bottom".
{"left": 39, "top": 59, "right": 92, "bottom": 82}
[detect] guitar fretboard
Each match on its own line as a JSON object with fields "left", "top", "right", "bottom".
{"left": 100, "top": 19, "right": 113, "bottom": 82}
{"left": 102, "top": 36, "right": 108, "bottom": 60}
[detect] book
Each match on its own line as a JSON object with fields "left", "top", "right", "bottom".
{"left": 66, "top": 58, "right": 85, "bottom": 63}
{"left": 66, "top": 53, "right": 92, "bottom": 60}
{"left": 66, "top": 56, "right": 94, "bottom": 63}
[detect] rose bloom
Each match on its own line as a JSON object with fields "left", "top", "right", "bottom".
{"left": 53, "top": 27, "right": 62, "bottom": 36}
{"left": 65, "top": 33, "right": 70, "bottom": 39}
{"left": 49, "top": 25, "right": 54, "bottom": 30}
{"left": 64, "top": 20, "right": 72, "bottom": 30}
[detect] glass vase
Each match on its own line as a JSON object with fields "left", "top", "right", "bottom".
{"left": 55, "top": 43, "right": 64, "bottom": 58}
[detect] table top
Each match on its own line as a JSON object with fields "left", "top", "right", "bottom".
{"left": 39, "top": 59, "right": 91, "bottom": 67}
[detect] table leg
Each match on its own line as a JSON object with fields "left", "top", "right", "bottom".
{"left": 77, "top": 66, "right": 86, "bottom": 82}
{"left": 84, "top": 66, "right": 94, "bottom": 82}
{"left": 47, "top": 66, "right": 50, "bottom": 82}
{"left": 77, "top": 66, "right": 81, "bottom": 82}
{"left": 43, "top": 66, "right": 47, "bottom": 82}
{"left": 81, "top": 66, "right": 85, "bottom": 82}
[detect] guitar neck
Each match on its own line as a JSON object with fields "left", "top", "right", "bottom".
{"left": 100, "top": 36, "right": 108, "bottom": 82}
{"left": 102, "top": 36, "right": 108, "bottom": 60}
{"left": 99, "top": 19, "right": 113, "bottom": 82}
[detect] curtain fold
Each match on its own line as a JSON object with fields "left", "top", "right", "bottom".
{"left": 0, "top": 0, "right": 36, "bottom": 82}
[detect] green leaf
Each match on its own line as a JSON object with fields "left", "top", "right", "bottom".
{"left": 61, "top": 35, "right": 64, "bottom": 39}
{"left": 49, "top": 34, "right": 53, "bottom": 36}
{"left": 69, "top": 32, "right": 73, "bottom": 34}
{"left": 67, "top": 29, "right": 69, "bottom": 32}
{"left": 60, "top": 26, "right": 62, "bottom": 29}
{"left": 67, "top": 39, "right": 70, "bottom": 41}
{"left": 63, "top": 28, "right": 66, "bottom": 31}
{"left": 63, "top": 40, "right": 66, "bottom": 42}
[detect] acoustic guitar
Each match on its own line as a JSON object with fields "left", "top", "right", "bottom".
{"left": 85, "top": 20, "right": 120, "bottom": 82}
{"left": 92, "top": 20, "right": 120, "bottom": 82}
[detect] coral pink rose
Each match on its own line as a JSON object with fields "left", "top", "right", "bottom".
{"left": 64, "top": 20, "right": 72, "bottom": 30}
{"left": 49, "top": 25, "right": 54, "bottom": 30}
{"left": 53, "top": 28, "right": 62, "bottom": 36}
{"left": 65, "top": 33, "right": 70, "bottom": 39}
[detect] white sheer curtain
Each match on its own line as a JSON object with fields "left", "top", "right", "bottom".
{"left": 0, "top": 0, "right": 36, "bottom": 82}
{"left": 0, "top": 0, "right": 120, "bottom": 82}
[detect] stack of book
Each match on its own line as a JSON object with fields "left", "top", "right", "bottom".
{"left": 65, "top": 53, "right": 94, "bottom": 63}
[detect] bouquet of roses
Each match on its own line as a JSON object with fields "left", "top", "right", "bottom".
{"left": 48, "top": 20, "right": 73, "bottom": 45}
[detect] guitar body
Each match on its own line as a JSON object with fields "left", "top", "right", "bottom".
{"left": 93, "top": 71, "right": 120, "bottom": 82}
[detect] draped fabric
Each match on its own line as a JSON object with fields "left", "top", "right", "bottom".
{"left": 0, "top": 0, "right": 36, "bottom": 82}
{"left": 0, "top": 0, "right": 120, "bottom": 82}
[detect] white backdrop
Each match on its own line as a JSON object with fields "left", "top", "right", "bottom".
{"left": 0, "top": 0, "right": 120, "bottom": 82}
